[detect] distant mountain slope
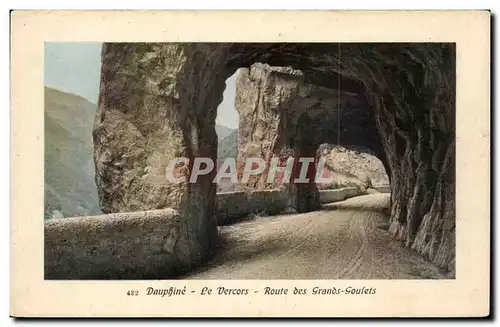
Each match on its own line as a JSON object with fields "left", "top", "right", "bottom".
{"left": 217, "top": 129, "right": 239, "bottom": 192}
{"left": 44, "top": 86, "right": 101, "bottom": 218}
{"left": 316, "top": 144, "right": 389, "bottom": 193}
{"left": 218, "top": 129, "right": 238, "bottom": 163}
{"left": 216, "top": 124, "right": 234, "bottom": 140}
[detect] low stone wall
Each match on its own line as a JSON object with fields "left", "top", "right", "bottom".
{"left": 215, "top": 191, "right": 249, "bottom": 225}
{"left": 318, "top": 187, "right": 360, "bottom": 204}
{"left": 45, "top": 209, "right": 185, "bottom": 279}
{"left": 247, "top": 189, "right": 290, "bottom": 215}
{"left": 215, "top": 189, "right": 291, "bottom": 225}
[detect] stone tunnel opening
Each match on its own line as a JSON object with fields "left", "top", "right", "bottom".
{"left": 229, "top": 62, "right": 392, "bottom": 213}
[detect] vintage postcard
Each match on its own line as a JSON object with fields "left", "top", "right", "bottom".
{"left": 10, "top": 10, "right": 490, "bottom": 317}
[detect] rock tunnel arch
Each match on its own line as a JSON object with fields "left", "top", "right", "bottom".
{"left": 94, "top": 43, "right": 455, "bottom": 274}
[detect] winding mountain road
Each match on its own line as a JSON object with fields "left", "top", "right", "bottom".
{"left": 186, "top": 194, "right": 445, "bottom": 279}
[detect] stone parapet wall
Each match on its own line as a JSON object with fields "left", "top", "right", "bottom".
{"left": 45, "top": 209, "right": 185, "bottom": 279}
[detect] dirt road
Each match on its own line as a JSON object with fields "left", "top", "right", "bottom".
{"left": 186, "top": 194, "right": 446, "bottom": 279}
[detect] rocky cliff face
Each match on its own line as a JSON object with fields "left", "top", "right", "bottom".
{"left": 45, "top": 84, "right": 233, "bottom": 219}
{"left": 94, "top": 43, "right": 455, "bottom": 275}
{"left": 215, "top": 124, "right": 234, "bottom": 140}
